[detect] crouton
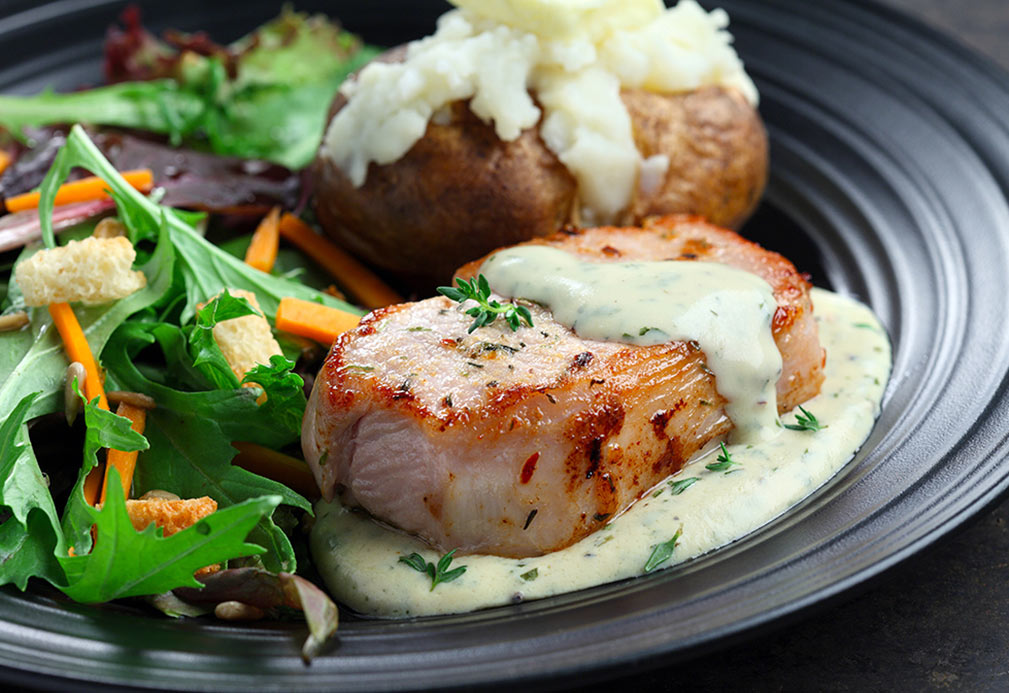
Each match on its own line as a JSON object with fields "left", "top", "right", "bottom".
{"left": 205, "top": 289, "right": 283, "bottom": 381}
{"left": 125, "top": 496, "right": 218, "bottom": 537}
{"left": 126, "top": 496, "right": 221, "bottom": 576}
{"left": 15, "top": 236, "right": 146, "bottom": 307}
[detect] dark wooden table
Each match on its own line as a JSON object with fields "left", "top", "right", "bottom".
{"left": 588, "top": 3, "right": 1009, "bottom": 690}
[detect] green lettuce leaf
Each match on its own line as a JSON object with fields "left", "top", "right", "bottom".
{"left": 61, "top": 383, "right": 150, "bottom": 556}
{"left": 241, "top": 355, "right": 307, "bottom": 441}
{"left": 59, "top": 467, "right": 280, "bottom": 603}
{"left": 0, "top": 10, "right": 380, "bottom": 168}
{"left": 0, "top": 81, "right": 208, "bottom": 143}
{"left": 102, "top": 322, "right": 310, "bottom": 572}
{"left": 188, "top": 290, "right": 257, "bottom": 390}
{"left": 0, "top": 393, "right": 66, "bottom": 589}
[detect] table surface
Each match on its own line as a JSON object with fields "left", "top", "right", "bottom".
{"left": 593, "top": 2, "right": 1009, "bottom": 690}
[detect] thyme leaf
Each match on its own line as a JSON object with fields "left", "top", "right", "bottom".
{"left": 705, "top": 442, "right": 737, "bottom": 473}
{"left": 398, "top": 549, "right": 468, "bottom": 591}
{"left": 437, "top": 275, "right": 534, "bottom": 334}
{"left": 782, "top": 405, "right": 824, "bottom": 432}
{"left": 668, "top": 477, "right": 700, "bottom": 495}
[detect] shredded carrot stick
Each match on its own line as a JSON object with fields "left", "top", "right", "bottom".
{"left": 49, "top": 302, "right": 108, "bottom": 507}
{"left": 0, "top": 150, "right": 10, "bottom": 177}
{"left": 49, "top": 302, "right": 107, "bottom": 411}
{"left": 82, "top": 470, "right": 104, "bottom": 509}
{"left": 4, "top": 169, "right": 154, "bottom": 214}
{"left": 277, "top": 213, "right": 402, "bottom": 309}
{"left": 275, "top": 297, "right": 361, "bottom": 345}
{"left": 232, "top": 442, "right": 320, "bottom": 500}
{"left": 244, "top": 206, "right": 281, "bottom": 272}
{"left": 100, "top": 402, "right": 148, "bottom": 505}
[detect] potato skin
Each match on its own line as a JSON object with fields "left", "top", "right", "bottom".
{"left": 620, "top": 85, "right": 768, "bottom": 231}
{"left": 314, "top": 100, "right": 577, "bottom": 286}
{"left": 314, "top": 51, "right": 768, "bottom": 286}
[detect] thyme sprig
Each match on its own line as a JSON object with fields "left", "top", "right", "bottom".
{"left": 437, "top": 275, "right": 534, "bottom": 334}
{"left": 705, "top": 442, "right": 737, "bottom": 473}
{"left": 782, "top": 405, "right": 824, "bottom": 432}
{"left": 398, "top": 549, "right": 468, "bottom": 591}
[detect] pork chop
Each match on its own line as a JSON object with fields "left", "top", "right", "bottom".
{"left": 302, "top": 215, "right": 825, "bottom": 557}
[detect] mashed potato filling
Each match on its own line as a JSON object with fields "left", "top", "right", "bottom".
{"left": 322, "top": 0, "right": 757, "bottom": 223}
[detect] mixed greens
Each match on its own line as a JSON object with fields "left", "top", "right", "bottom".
{"left": 1, "top": 123, "right": 359, "bottom": 601}
{"left": 0, "top": 8, "right": 379, "bottom": 169}
{"left": 0, "top": 7, "right": 380, "bottom": 657}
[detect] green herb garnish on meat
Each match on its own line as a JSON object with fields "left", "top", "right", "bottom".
{"left": 437, "top": 274, "right": 534, "bottom": 334}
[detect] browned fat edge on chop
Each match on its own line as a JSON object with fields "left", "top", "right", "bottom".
{"left": 303, "top": 216, "right": 825, "bottom": 558}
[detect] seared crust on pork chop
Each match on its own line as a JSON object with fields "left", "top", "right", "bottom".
{"left": 303, "top": 216, "right": 825, "bottom": 557}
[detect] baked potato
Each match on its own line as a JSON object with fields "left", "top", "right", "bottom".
{"left": 313, "top": 50, "right": 768, "bottom": 287}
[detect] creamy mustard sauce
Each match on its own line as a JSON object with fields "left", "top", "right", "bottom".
{"left": 311, "top": 288, "right": 891, "bottom": 618}
{"left": 482, "top": 246, "right": 781, "bottom": 442}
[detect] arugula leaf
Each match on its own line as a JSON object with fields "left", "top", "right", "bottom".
{"left": 98, "top": 320, "right": 309, "bottom": 572}
{"left": 241, "top": 355, "right": 307, "bottom": 440}
{"left": 61, "top": 383, "right": 149, "bottom": 556}
{"left": 188, "top": 290, "right": 257, "bottom": 390}
{"left": 0, "top": 222, "right": 170, "bottom": 589}
{"left": 0, "top": 393, "right": 67, "bottom": 588}
{"left": 37, "top": 126, "right": 361, "bottom": 322}
{"left": 104, "top": 321, "right": 299, "bottom": 449}
{"left": 58, "top": 466, "right": 280, "bottom": 603}
{"left": 134, "top": 409, "right": 306, "bottom": 573}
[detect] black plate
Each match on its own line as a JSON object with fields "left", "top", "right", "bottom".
{"left": 3, "top": 0, "right": 1009, "bottom": 690}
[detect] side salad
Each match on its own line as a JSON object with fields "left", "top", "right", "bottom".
{"left": 0, "top": 9, "right": 393, "bottom": 660}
